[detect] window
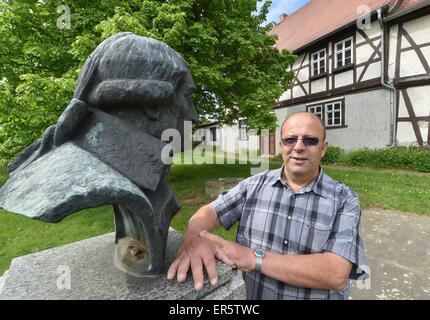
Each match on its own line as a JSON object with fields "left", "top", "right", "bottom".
{"left": 307, "top": 100, "right": 345, "bottom": 128}
{"left": 210, "top": 127, "right": 217, "bottom": 141}
{"left": 311, "top": 49, "right": 326, "bottom": 76}
{"left": 307, "top": 105, "right": 323, "bottom": 120}
{"left": 239, "top": 119, "right": 248, "bottom": 140}
{"left": 325, "top": 102, "right": 342, "bottom": 127}
{"left": 334, "top": 37, "right": 353, "bottom": 68}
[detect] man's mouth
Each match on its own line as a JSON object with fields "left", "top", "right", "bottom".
{"left": 290, "top": 156, "right": 308, "bottom": 161}
{"left": 290, "top": 156, "right": 308, "bottom": 163}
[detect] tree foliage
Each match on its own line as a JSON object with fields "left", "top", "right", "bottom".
{"left": 0, "top": 0, "right": 295, "bottom": 165}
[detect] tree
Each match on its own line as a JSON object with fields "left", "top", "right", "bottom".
{"left": 0, "top": 0, "right": 295, "bottom": 165}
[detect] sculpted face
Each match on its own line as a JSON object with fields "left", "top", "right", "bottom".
{"left": 279, "top": 112, "right": 328, "bottom": 182}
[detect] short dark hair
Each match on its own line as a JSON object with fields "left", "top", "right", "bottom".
{"left": 280, "top": 112, "right": 326, "bottom": 141}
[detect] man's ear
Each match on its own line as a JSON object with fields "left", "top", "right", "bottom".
{"left": 321, "top": 140, "right": 329, "bottom": 158}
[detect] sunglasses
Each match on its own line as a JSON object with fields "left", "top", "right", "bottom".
{"left": 281, "top": 136, "right": 320, "bottom": 147}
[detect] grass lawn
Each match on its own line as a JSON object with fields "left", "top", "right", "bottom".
{"left": 1, "top": 161, "right": 429, "bottom": 276}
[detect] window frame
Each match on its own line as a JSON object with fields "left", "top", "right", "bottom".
{"left": 325, "top": 101, "right": 343, "bottom": 128}
{"left": 334, "top": 37, "right": 353, "bottom": 69}
{"left": 307, "top": 105, "right": 323, "bottom": 120}
{"left": 306, "top": 99, "right": 346, "bottom": 129}
{"left": 311, "top": 48, "right": 326, "bottom": 77}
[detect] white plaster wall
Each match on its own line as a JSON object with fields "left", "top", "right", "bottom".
{"left": 334, "top": 70, "right": 354, "bottom": 88}
{"left": 293, "top": 53, "right": 307, "bottom": 70}
{"left": 194, "top": 126, "right": 222, "bottom": 148}
{"left": 400, "top": 50, "right": 427, "bottom": 77}
{"left": 279, "top": 90, "right": 291, "bottom": 101}
{"left": 310, "top": 77, "right": 326, "bottom": 93}
{"left": 397, "top": 122, "right": 418, "bottom": 146}
{"left": 397, "top": 93, "right": 409, "bottom": 118}
{"left": 400, "top": 35, "right": 411, "bottom": 49}
{"left": 421, "top": 46, "right": 430, "bottom": 70}
{"left": 328, "top": 42, "right": 333, "bottom": 74}
{"left": 409, "top": 86, "right": 430, "bottom": 117}
{"left": 388, "top": 24, "right": 399, "bottom": 79}
{"left": 390, "top": 15, "right": 430, "bottom": 79}
{"left": 356, "top": 66, "right": 365, "bottom": 79}
{"left": 273, "top": 89, "right": 393, "bottom": 152}
{"left": 208, "top": 124, "right": 261, "bottom": 154}
{"left": 356, "top": 41, "right": 381, "bottom": 64}
{"left": 362, "top": 20, "right": 382, "bottom": 39}
{"left": 297, "top": 67, "right": 309, "bottom": 82}
{"left": 360, "top": 61, "right": 381, "bottom": 82}
{"left": 293, "top": 85, "right": 306, "bottom": 98}
{"left": 402, "top": 15, "right": 430, "bottom": 46}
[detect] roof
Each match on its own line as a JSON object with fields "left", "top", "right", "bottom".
{"left": 269, "top": 0, "right": 428, "bottom": 53}
{"left": 388, "top": 0, "right": 430, "bottom": 17}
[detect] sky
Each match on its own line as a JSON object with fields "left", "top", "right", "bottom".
{"left": 259, "top": 0, "right": 311, "bottom": 25}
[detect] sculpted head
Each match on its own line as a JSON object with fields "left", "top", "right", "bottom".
{"left": 72, "top": 32, "right": 198, "bottom": 139}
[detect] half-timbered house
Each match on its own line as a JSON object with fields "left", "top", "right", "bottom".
{"left": 265, "top": 0, "right": 430, "bottom": 154}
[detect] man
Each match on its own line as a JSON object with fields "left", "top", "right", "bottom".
{"left": 167, "top": 112, "right": 368, "bottom": 299}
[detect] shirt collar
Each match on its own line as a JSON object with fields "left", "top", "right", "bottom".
{"left": 270, "top": 165, "right": 327, "bottom": 197}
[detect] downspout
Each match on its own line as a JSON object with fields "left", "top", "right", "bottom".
{"left": 377, "top": 7, "right": 397, "bottom": 146}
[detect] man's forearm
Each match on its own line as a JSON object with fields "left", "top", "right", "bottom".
{"left": 184, "top": 204, "right": 221, "bottom": 238}
{"left": 260, "top": 251, "right": 352, "bottom": 292}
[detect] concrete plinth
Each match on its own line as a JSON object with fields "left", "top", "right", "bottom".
{"left": 0, "top": 228, "right": 245, "bottom": 300}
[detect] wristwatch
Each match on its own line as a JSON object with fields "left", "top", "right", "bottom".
{"left": 254, "top": 248, "right": 265, "bottom": 272}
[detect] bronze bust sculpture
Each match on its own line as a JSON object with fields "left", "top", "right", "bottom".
{"left": 0, "top": 32, "right": 198, "bottom": 277}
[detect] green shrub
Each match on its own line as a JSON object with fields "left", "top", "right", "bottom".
{"left": 272, "top": 146, "right": 430, "bottom": 172}
{"left": 343, "top": 147, "right": 430, "bottom": 172}
{"left": 271, "top": 153, "right": 282, "bottom": 162}
{"left": 322, "top": 146, "right": 343, "bottom": 164}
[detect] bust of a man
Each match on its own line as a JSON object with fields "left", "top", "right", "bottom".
{"left": 0, "top": 32, "right": 198, "bottom": 276}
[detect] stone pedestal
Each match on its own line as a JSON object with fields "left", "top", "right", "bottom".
{"left": 205, "top": 178, "right": 243, "bottom": 198}
{"left": 0, "top": 228, "right": 245, "bottom": 300}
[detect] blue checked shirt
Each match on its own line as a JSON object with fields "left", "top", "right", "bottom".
{"left": 210, "top": 166, "right": 369, "bottom": 300}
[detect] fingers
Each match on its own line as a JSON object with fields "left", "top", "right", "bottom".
{"left": 176, "top": 256, "right": 191, "bottom": 283}
{"left": 202, "top": 252, "right": 218, "bottom": 286}
{"left": 167, "top": 257, "right": 181, "bottom": 280}
{"left": 190, "top": 255, "right": 205, "bottom": 291}
{"left": 214, "top": 246, "right": 235, "bottom": 268}
{"left": 199, "top": 230, "right": 226, "bottom": 247}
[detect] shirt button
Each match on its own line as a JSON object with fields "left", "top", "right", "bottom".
{"left": 284, "top": 240, "right": 288, "bottom": 245}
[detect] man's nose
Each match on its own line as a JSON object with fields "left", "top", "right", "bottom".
{"left": 293, "top": 139, "right": 306, "bottom": 151}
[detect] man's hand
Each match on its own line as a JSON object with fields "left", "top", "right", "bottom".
{"left": 166, "top": 232, "right": 235, "bottom": 291}
{"left": 199, "top": 230, "right": 255, "bottom": 272}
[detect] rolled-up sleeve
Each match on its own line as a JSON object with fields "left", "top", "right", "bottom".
{"left": 323, "top": 189, "right": 370, "bottom": 280}
{"left": 210, "top": 179, "right": 247, "bottom": 230}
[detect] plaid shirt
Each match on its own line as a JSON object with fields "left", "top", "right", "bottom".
{"left": 211, "top": 166, "right": 369, "bottom": 300}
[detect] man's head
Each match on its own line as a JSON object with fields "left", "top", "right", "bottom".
{"left": 279, "top": 112, "right": 328, "bottom": 182}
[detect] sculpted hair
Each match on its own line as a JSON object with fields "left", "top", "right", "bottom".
{"left": 73, "top": 32, "right": 192, "bottom": 106}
